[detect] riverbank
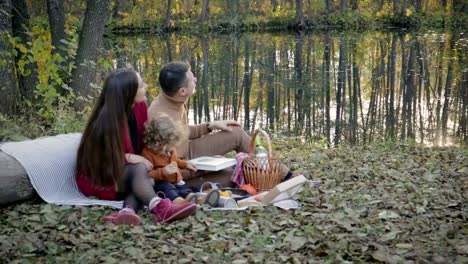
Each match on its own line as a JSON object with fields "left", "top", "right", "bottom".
{"left": 111, "top": 13, "right": 468, "bottom": 35}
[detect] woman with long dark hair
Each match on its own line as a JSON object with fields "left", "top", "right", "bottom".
{"left": 76, "top": 68, "right": 197, "bottom": 225}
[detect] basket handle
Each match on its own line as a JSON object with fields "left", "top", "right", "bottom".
{"left": 248, "top": 128, "right": 273, "bottom": 163}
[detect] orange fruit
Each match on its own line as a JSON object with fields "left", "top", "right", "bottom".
{"left": 240, "top": 184, "right": 257, "bottom": 196}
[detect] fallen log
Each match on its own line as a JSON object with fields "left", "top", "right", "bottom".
{"left": 0, "top": 149, "right": 36, "bottom": 206}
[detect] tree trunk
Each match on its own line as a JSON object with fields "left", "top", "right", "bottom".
{"left": 340, "top": 0, "right": 346, "bottom": 13}
{"left": 441, "top": 34, "right": 454, "bottom": 145}
{"left": 414, "top": 0, "right": 422, "bottom": 13}
{"left": 350, "top": 0, "right": 358, "bottom": 10}
{"left": 405, "top": 37, "right": 416, "bottom": 140}
{"left": 47, "top": 0, "right": 67, "bottom": 60}
{"left": 200, "top": 0, "right": 209, "bottom": 22}
{"left": 201, "top": 36, "right": 210, "bottom": 122}
{"left": 393, "top": 0, "right": 400, "bottom": 15}
{"left": 435, "top": 41, "right": 444, "bottom": 145}
{"left": 165, "top": 0, "right": 172, "bottom": 30}
{"left": 387, "top": 34, "right": 397, "bottom": 139}
{"left": 115, "top": 42, "right": 126, "bottom": 68}
{"left": 0, "top": 0, "right": 18, "bottom": 115}
{"left": 165, "top": 33, "right": 173, "bottom": 62}
{"left": 324, "top": 34, "right": 331, "bottom": 144}
{"left": 295, "top": 0, "right": 304, "bottom": 29}
{"left": 294, "top": 32, "right": 304, "bottom": 133}
{"left": 351, "top": 41, "right": 360, "bottom": 144}
{"left": 272, "top": 0, "right": 278, "bottom": 12}
{"left": 416, "top": 39, "right": 424, "bottom": 142}
{"left": 324, "top": 0, "right": 332, "bottom": 14}
{"left": 223, "top": 46, "right": 231, "bottom": 120}
{"left": 112, "top": 0, "right": 123, "bottom": 20}
{"left": 460, "top": 71, "right": 468, "bottom": 144}
{"left": 242, "top": 39, "right": 253, "bottom": 131}
{"left": 402, "top": 0, "right": 407, "bottom": 15}
{"left": 12, "top": 0, "right": 38, "bottom": 101}
{"left": 232, "top": 39, "right": 240, "bottom": 120}
{"left": 71, "top": 0, "right": 111, "bottom": 106}
{"left": 267, "top": 44, "right": 276, "bottom": 131}
{"left": 335, "top": 37, "right": 346, "bottom": 145}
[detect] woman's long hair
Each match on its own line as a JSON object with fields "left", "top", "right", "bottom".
{"left": 76, "top": 68, "right": 139, "bottom": 190}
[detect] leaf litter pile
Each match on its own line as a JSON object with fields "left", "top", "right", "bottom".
{"left": 1, "top": 140, "right": 467, "bottom": 263}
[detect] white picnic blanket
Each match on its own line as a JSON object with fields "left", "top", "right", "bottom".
{"left": 1, "top": 133, "right": 123, "bottom": 208}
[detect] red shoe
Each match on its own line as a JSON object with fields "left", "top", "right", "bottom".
{"left": 102, "top": 208, "right": 141, "bottom": 225}
{"left": 152, "top": 198, "right": 197, "bottom": 224}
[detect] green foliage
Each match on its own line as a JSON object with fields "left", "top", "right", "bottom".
{"left": 2, "top": 16, "right": 87, "bottom": 141}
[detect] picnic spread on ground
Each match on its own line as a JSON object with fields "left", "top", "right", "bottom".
{"left": 1, "top": 128, "right": 320, "bottom": 217}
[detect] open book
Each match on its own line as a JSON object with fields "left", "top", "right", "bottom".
{"left": 190, "top": 156, "right": 237, "bottom": 171}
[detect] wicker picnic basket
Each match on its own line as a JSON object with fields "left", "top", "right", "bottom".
{"left": 242, "top": 129, "right": 284, "bottom": 192}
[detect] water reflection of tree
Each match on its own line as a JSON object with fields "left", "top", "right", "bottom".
{"left": 113, "top": 32, "right": 466, "bottom": 146}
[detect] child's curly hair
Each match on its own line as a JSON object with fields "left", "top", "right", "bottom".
{"left": 143, "top": 115, "right": 187, "bottom": 153}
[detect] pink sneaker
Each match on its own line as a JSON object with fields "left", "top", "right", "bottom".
{"left": 152, "top": 198, "right": 197, "bottom": 224}
{"left": 102, "top": 208, "right": 141, "bottom": 225}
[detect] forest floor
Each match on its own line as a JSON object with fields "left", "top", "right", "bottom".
{"left": 0, "top": 140, "right": 467, "bottom": 263}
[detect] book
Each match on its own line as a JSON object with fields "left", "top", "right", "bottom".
{"left": 261, "top": 175, "right": 307, "bottom": 204}
{"left": 237, "top": 175, "right": 308, "bottom": 207}
{"left": 190, "top": 156, "right": 237, "bottom": 171}
{"left": 237, "top": 192, "right": 268, "bottom": 207}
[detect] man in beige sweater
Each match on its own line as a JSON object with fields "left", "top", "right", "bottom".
{"left": 148, "top": 61, "right": 252, "bottom": 186}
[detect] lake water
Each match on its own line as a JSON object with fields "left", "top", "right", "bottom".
{"left": 106, "top": 31, "right": 467, "bottom": 146}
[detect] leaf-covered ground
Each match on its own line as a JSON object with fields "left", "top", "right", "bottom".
{"left": 1, "top": 141, "right": 467, "bottom": 263}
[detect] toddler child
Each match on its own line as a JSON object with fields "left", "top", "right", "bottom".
{"left": 142, "top": 115, "right": 219, "bottom": 206}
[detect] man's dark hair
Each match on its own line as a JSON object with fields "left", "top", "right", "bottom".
{"left": 158, "top": 61, "right": 190, "bottom": 97}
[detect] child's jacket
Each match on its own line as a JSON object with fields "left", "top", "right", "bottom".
{"left": 142, "top": 147, "right": 188, "bottom": 184}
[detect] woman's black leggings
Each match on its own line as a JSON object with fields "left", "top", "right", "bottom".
{"left": 120, "top": 163, "right": 157, "bottom": 211}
